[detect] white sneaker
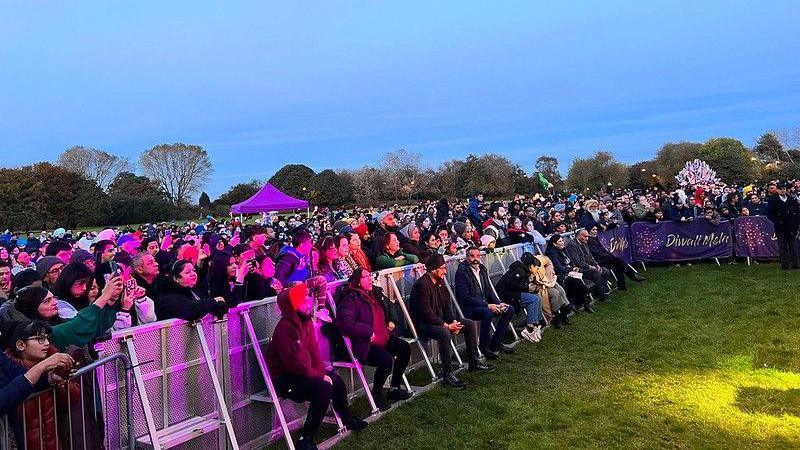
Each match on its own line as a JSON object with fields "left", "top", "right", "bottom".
{"left": 521, "top": 329, "right": 537, "bottom": 343}
{"left": 532, "top": 326, "right": 542, "bottom": 342}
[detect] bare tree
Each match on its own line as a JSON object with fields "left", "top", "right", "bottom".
{"left": 381, "top": 148, "right": 424, "bottom": 202}
{"left": 139, "top": 143, "right": 213, "bottom": 205}
{"left": 57, "top": 146, "right": 131, "bottom": 191}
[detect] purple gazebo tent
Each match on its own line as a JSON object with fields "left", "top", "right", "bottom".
{"left": 230, "top": 182, "right": 309, "bottom": 214}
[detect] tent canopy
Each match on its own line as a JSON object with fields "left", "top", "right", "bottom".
{"left": 230, "top": 182, "right": 309, "bottom": 214}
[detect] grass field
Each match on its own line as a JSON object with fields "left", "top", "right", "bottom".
{"left": 334, "top": 263, "right": 800, "bottom": 449}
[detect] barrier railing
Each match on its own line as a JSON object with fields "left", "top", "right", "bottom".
{"left": 86, "top": 242, "right": 535, "bottom": 450}
{"left": 1, "top": 352, "right": 134, "bottom": 450}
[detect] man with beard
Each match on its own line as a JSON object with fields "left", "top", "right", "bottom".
{"left": 767, "top": 181, "right": 800, "bottom": 270}
{"left": 409, "top": 254, "right": 494, "bottom": 390}
{"left": 0, "top": 261, "right": 12, "bottom": 302}
{"left": 369, "top": 211, "right": 401, "bottom": 263}
{"left": 266, "top": 281, "right": 368, "bottom": 450}
{"left": 454, "top": 247, "right": 515, "bottom": 359}
{"left": 482, "top": 203, "right": 510, "bottom": 247}
{"left": 566, "top": 230, "right": 612, "bottom": 301}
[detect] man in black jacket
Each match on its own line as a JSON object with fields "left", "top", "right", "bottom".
{"left": 454, "top": 247, "right": 515, "bottom": 359}
{"left": 766, "top": 182, "right": 800, "bottom": 270}
{"left": 565, "top": 230, "right": 611, "bottom": 300}
{"left": 409, "top": 254, "right": 494, "bottom": 390}
{"left": 586, "top": 224, "right": 644, "bottom": 291}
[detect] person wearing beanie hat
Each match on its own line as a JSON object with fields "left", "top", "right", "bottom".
{"left": 410, "top": 253, "right": 494, "bottom": 390}
{"left": 35, "top": 256, "right": 64, "bottom": 289}
{"left": 265, "top": 282, "right": 368, "bottom": 448}
{"left": 369, "top": 211, "right": 401, "bottom": 264}
{"left": 69, "top": 249, "right": 95, "bottom": 271}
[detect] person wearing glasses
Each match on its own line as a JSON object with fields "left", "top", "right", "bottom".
{"left": 35, "top": 256, "right": 64, "bottom": 290}
{"left": 0, "top": 320, "right": 76, "bottom": 449}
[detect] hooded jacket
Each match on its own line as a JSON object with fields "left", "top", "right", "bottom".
{"left": 494, "top": 260, "right": 531, "bottom": 304}
{"left": 155, "top": 280, "right": 227, "bottom": 321}
{"left": 275, "top": 245, "right": 310, "bottom": 285}
{"left": 336, "top": 285, "right": 391, "bottom": 360}
{"left": 265, "top": 288, "right": 326, "bottom": 380}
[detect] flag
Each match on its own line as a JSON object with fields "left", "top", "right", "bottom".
{"left": 536, "top": 172, "right": 553, "bottom": 189}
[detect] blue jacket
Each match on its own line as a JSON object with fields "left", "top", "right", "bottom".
{"left": 454, "top": 261, "right": 500, "bottom": 310}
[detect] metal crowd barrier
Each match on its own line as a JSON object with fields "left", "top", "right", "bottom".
{"left": 1, "top": 352, "right": 135, "bottom": 450}
{"left": 74, "top": 242, "right": 535, "bottom": 450}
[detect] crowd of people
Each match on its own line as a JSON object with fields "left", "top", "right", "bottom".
{"left": 0, "top": 178, "right": 798, "bottom": 449}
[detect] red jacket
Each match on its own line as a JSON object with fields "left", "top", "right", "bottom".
{"left": 265, "top": 288, "right": 326, "bottom": 380}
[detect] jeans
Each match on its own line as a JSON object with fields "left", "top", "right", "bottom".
{"left": 519, "top": 293, "right": 543, "bottom": 324}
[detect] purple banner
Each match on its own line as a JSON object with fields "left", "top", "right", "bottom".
{"left": 598, "top": 225, "right": 633, "bottom": 264}
{"left": 630, "top": 220, "right": 733, "bottom": 262}
{"left": 733, "top": 216, "right": 780, "bottom": 258}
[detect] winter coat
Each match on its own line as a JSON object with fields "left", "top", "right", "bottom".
{"left": 409, "top": 273, "right": 454, "bottom": 327}
{"left": 336, "top": 286, "right": 391, "bottom": 360}
{"left": 767, "top": 194, "right": 800, "bottom": 235}
{"left": 401, "top": 240, "right": 432, "bottom": 264}
{"left": 265, "top": 288, "right": 326, "bottom": 380}
{"left": 546, "top": 247, "right": 573, "bottom": 285}
{"left": 494, "top": 260, "right": 530, "bottom": 305}
{"left": 374, "top": 250, "right": 419, "bottom": 270}
{"left": 454, "top": 261, "right": 500, "bottom": 309}
{"left": 274, "top": 245, "right": 310, "bottom": 285}
{"left": 155, "top": 281, "right": 228, "bottom": 321}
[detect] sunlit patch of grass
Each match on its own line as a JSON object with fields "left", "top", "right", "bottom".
{"left": 317, "top": 264, "right": 800, "bottom": 449}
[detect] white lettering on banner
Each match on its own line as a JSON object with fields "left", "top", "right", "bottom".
{"left": 665, "top": 232, "right": 731, "bottom": 248}
{"left": 606, "top": 236, "right": 629, "bottom": 254}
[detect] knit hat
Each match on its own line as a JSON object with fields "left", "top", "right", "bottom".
{"left": 375, "top": 211, "right": 392, "bottom": 225}
{"left": 69, "top": 249, "right": 93, "bottom": 265}
{"left": 97, "top": 228, "right": 116, "bottom": 242}
{"left": 453, "top": 222, "right": 467, "bottom": 236}
{"left": 425, "top": 253, "right": 446, "bottom": 272}
{"left": 288, "top": 282, "right": 308, "bottom": 310}
{"left": 36, "top": 256, "right": 63, "bottom": 278}
{"left": 480, "top": 235, "right": 496, "bottom": 247}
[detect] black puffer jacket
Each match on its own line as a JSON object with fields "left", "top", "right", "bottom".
{"left": 494, "top": 260, "right": 530, "bottom": 306}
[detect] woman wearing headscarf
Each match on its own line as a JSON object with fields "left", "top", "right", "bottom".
{"left": 530, "top": 255, "right": 572, "bottom": 328}
{"left": 399, "top": 223, "right": 430, "bottom": 264}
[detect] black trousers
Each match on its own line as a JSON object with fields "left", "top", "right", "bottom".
{"left": 596, "top": 255, "right": 636, "bottom": 289}
{"left": 462, "top": 305, "right": 515, "bottom": 351}
{"left": 777, "top": 232, "right": 800, "bottom": 269}
{"left": 417, "top": 318, "right": 478, "bottom": 374}
{"left": 274, "top": 371, "right": 349, "bottom": 439}
{"left": 563, "top": 277, "right": 589, "bottom": 306}
{"left": 361, "top": 336, "right": 411, "bottom": 394}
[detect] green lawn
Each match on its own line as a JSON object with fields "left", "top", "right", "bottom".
{"left": 336, "top": 263, "right": 800, "bottom": 450}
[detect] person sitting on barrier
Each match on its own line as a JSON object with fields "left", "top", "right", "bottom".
{"left": 454, "top": 247, "right": 515, "bottom": 359}
{"left": 585, "top": 224, "right": 645, "bottom": 291}
{"left": 0, "top": 320, "right": 76, "bottom": 447}
{"left": 266, "top": 282, "right": 368, "bottom": 449}
{"left": 545, "top": 234, "right": 594, "bottom": 313}
{"left": 375, "top": 232, "right": 419, "bottom": 270}
{"left": 336, "top": 268, "right": 413, "bottom": 411}
{"left": 409, "top": 254, "right": 494, "bottom": 390}
{"left": 566, "top": 230, "right": 612, "bottom": 302}
{"left": 495, "top": 252, "right": 546, "bottom": 342}
{"left": 14, "top": 285, "right": 121, "bottom": 351}
{"left": 156, "top": 260, "right": 229, "bottom": 321}
{"left": 275, "top": 228, "right": 314, "bottom": 285}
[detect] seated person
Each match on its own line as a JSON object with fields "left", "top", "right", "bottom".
{"left": 454, "top": 247, "right": 515, "bottom": 359}
{"left": 495, "top": 252, "right": 546, "bottom": 342}
{"left": 565, "top": 230, "right": 611, "bottom": 301}
{"left": 585, "top": 223, "right": 644, "bottom": 291}
{"left": 266, "top": 282, "right": 367, "bottom": 450}
{"left": 409, "top": 254, "right": 494, "bottom": 390}
{"left": 545, "top": 234, "right": 593, "bottom": 313}
{"left": 336, "top": 268, "right": 413, "bottom": 411}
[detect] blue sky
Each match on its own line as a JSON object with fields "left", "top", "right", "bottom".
{"left": 1, "top": 1, "right": 799, "bottom": 197}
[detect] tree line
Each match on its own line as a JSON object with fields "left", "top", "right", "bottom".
{"left": 0, "top": 130, "right": 798, "bottom": 231}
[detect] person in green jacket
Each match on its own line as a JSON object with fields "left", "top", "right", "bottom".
{"left": 375, "top": 232, "right": 419, "bottom": 270}
{"left": 12, "top": 276, "right": 123, "bottom": 351}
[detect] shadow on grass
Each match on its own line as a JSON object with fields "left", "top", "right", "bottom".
{"left": 735, "top": 387, "right": 800, "bottom": 417}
